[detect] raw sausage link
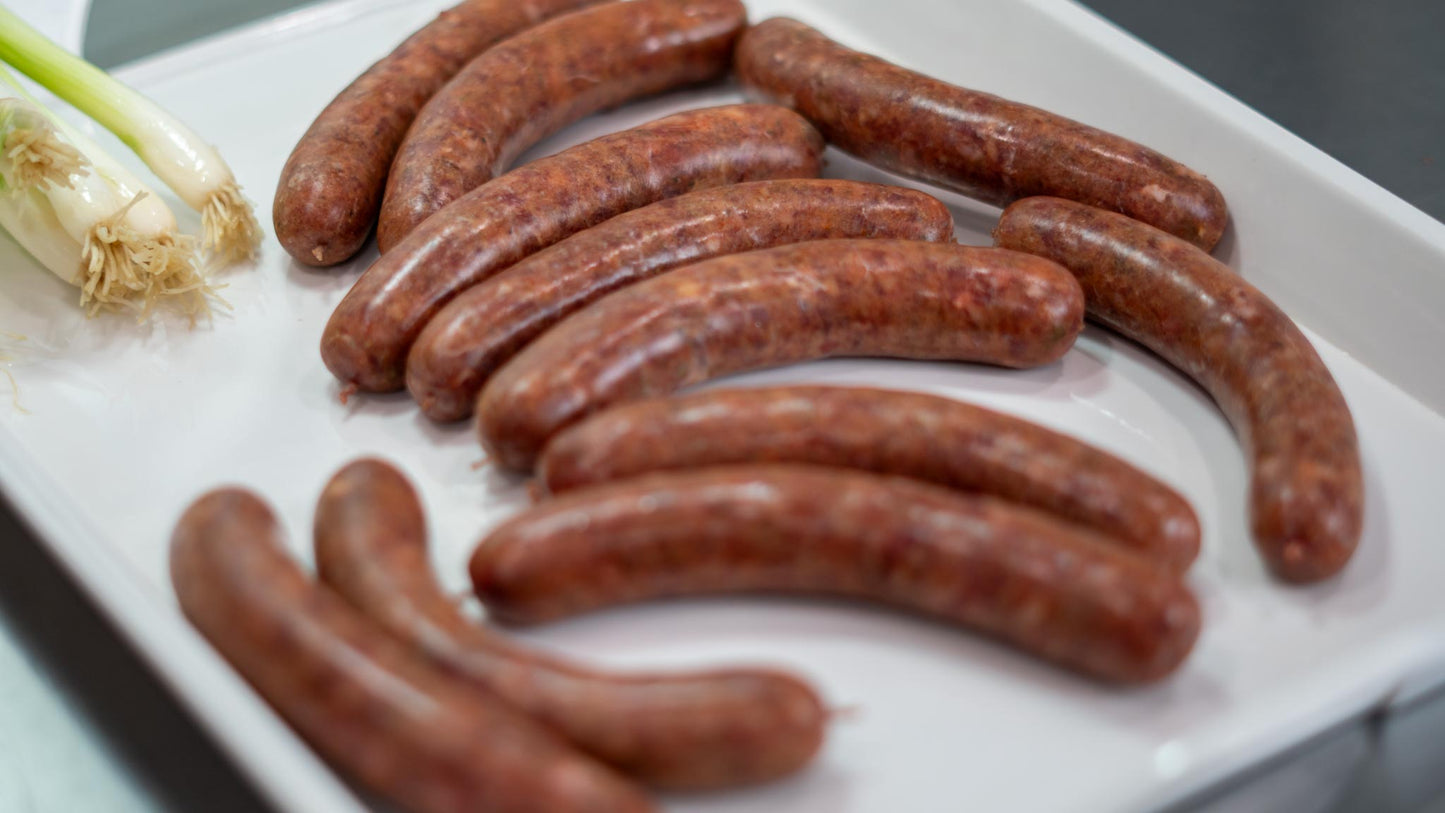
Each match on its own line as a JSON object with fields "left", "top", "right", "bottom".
{"left": 314, "top": 459, "right": 826, "bottom": 790}
{"left": 377, "top": 0, "right": 747, "bottom": 252}
{"left": 321, "top": 104, "right": 823, "bottom": 393}
{"left": 994, "top": 196, "right": 1362, "bottom": 583}
{"left": 538, "top": 385, "right": 1200, "bottom": 571}
{"left": 170, "top": 489, "right": 653, "bottom": 813}
{"left": 470, "top": 465, "right": 1201, "bottom": 685}
{"left": 735, "top": 17, "right": 1229, "bottom": 251}
{"left": 273, "top": 0, "right": 599, "bottom": 267}
{"left": 407, "top": 179, "right": 956, "bottom": 421}
{"left": 476, "top": 240, "right": 1085, "bottom": 471}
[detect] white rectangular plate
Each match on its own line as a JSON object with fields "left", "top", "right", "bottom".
{"left": 4, "top": 1, "right": 1445, "bottom": 811}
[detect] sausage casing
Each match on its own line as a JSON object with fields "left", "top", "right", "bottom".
{"left": 321, "top": 104, "right": 824, "bottom": 393}
{"left": 406, "top": 179, "right": 956, "bottom": 421}
{"left": 735, "top": 17, "right": 1229, "bottom": 250}
{"left": 994, "top": 196, "right": 1363, "bottom": 583}
{"left": 273, "top": 0, "right": 599, "bottom": 267}
{"left": 377, "top": 0, "right": 747, "bottom": 252}
{"left": 538, "top": 385, "right": 1200, "bottom": 570}
{"left": 470, "top": 465, "right": 1201, "bottom": 684}
{"left": 314, "top": 458, "right": 827, "bottom": 790}
{"left": 476, "top": 240, "right": 1085, "bottom": 471}
{"left": 170, "top": 489, "right": 652, "bottom": 813}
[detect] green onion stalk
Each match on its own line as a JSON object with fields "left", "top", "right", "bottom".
{"left": 0, "top": 3, "right": 261, "bottom": 265}
{"left": 0, "top": 70, "right": 208, "bottom": 318}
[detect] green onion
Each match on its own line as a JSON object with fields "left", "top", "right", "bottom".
{"left": 0, "top": 84, "right": 208, "bottom": 319}
{"left": 0, "top": 4, "right": 261, "bottom": 264}
{"left": 0, "top": 93, "right": 83, "bottom": 191}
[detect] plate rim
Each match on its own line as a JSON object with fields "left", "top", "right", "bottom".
{"left": 3, "top": 1, "right": 1444, "bottom": 812}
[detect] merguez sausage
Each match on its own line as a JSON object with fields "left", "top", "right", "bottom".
{"left": 273, "top": 0, "right": 600, "bottom": 267}
{"left": 735, "top": 17, "right": 1229, "bottom": 251}
{"left": 469, "top": 465, "right": 1202, "bottom": 685}
{"left": 537, "top": 385, "right": 1201, "bottom": 571}
{"left": 321, "top": 104, "right": 824, "bottom": 393}
{"left": 476, "top": 240, "right": 1085, "bottom": 471}
{"left": 406, "top": 180, "right": 957, "bottom": 421}
{"left": 314, "top": 459, "right": 827, "bottom": 790}
{"left": 170, "top": 489, "right": 652, "bottom": 813}
{"left": 994, "top": 196, "right": 1362, "bottom": 583}
{"left": 377, "top": 0, "right": 748, "bottom": 252}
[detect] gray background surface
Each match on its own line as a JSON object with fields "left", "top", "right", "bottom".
{"left": 0, "top": 0, "right": 1440, "bottom": 810}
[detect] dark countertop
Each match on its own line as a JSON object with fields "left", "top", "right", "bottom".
{"left": 2, "top": 1, "right": 1441, "bottom": 810}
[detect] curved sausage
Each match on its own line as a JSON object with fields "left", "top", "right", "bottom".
{"left": 538, "top": 385, "right": 1200, "bottom": 571}
{"left": 170, "top": 489, "right": 652, "bottom": 813}
{"left": 470, "top": 465, "right": 1201, "bottom": 685}
{"left": 273, "top": 0, "right": 599, "bottom": 267}
{"left": 376, "top": 0, "right": 747, "bottom": 252}
{"left": 314, "top": 458, "right": 827, "bottom": 790}
{"left": 476, "top": 240, "right": 1085, "bottom": 471}
{"left": 406, "top": 180, "right": 956, "bottom": 421}
{"left": 321, "top": 104, "right": 823, "bottom": 393}
{"left": 993, "top": 196, "right": 1362, "bottom": 583}
{"left": 735, "top": 17, "right": 1229, "bottom": 251}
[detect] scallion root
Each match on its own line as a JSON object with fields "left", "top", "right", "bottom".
{"left": 0, "top": 365, "right": 24, "bottom": 413}
{"left": 78, "top": 193, "right": 215, "bottom": 321}
{"left": 0, "top": 332, "right": 26, "bottom": 413}
{"left": 200, "top": 179, "right": 260, "bottom": 265}
{"left": 3, "top": 124, "right": 85, "bottom": 190}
